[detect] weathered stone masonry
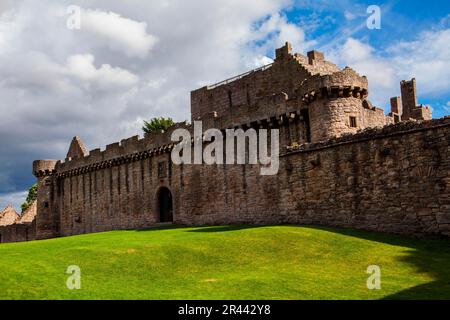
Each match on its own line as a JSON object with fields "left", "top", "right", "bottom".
{"left": 1, "top": 42, "right": 448, "bottom": 243}
{"left": 0, "top": 203, "right": 36, "bottom": 243}
{"left": 174, "top": 119, "right": 450, "bottom": 238}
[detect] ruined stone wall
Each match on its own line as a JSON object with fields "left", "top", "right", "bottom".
{"left": 0, "top": 221, "right": 35, "bottom": 243}
{"left": 175, "top": 118, "right": 450, "bottom": 238}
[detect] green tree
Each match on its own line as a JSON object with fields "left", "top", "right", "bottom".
{"left": 21, "top": 183, "right": 38, "bottom": 213}
{"left": 142, "top": 117, "right": 175, "bottom": 135}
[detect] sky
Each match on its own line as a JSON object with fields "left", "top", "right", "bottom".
{"left": 0, "top": 0, "right": 450, "bottom": 211}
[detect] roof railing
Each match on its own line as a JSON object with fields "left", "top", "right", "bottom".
{"left": 206, "top": 63, "right": 274, "bottom": 90}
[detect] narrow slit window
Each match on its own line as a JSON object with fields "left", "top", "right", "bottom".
{"left": 350, "top": 116, "right": 357, "bottom": 128}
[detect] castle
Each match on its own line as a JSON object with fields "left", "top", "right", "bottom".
{"left": 1, "top": 42, "right": 449, "bottom": 243}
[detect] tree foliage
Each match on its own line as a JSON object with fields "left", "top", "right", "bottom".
{"left": 142, "top": 117, "right": 175, "bottom": 135}
{"left": 21, "top": 183, "right": 38, "bottom": 213}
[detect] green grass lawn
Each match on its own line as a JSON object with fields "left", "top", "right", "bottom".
{"left": 0, "top": 225, "right": 449, "bottom": 300}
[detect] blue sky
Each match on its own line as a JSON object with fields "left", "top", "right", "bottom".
{"left": 0, "top": 0, "right": 449, "bottom": 210}
{"left": 282, "top": 0, "right": 450, "bottom": 118}
{"left": 290, "top": 0, "right": 450, "bottom": 47}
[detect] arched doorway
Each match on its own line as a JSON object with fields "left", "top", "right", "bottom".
{"left": 158, "top": 187, "right": 173, "bottom": 223}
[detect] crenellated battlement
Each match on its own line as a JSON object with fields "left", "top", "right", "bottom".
{"left": 55, "top": 122, "right": 191, "bottom": 177}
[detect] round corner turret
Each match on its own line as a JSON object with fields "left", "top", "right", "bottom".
{"left": 33, "top": 160, "right": 58, "bottom": 178}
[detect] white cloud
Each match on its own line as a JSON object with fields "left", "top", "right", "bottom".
{"left": 388, "top": 29, "right": 450, "bottom": 96}
{"left": 328, "top": 38, "right": 397, "bottom": 107}
{"left": 344, "top": 11, "right": 356, "bottom": 21}
{"left": 445, "top": 101, "right": 450, "bottom": 112}
{"left": 328, "top": 28, "right": 450, "bottom": 109}
{"left": 249, "top": 12, "right": 316, "bottom": 58}
{"left": 80, "top": 9, "right": 158, "bottom": 58}
{"left": 0, "top": 0, "right": 13, "bottom": 15}
{"left": 247, "top": 55, "right": 274, "bottom": 69}
{"left": 64, "top": 54, "right": 139, "bottom": 89}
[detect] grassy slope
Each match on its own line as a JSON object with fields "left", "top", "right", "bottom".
{"left": 0, "top": 225, "right": 449, "bottom": 300}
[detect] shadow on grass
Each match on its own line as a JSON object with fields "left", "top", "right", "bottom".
{"left": 186, "top": 225, "right": 265, "bottom": 233}
{"left": 305, "top": 225, "right": 450, "bottom": 300}
{"left": 135, "top": 224, "right": 187, "bottom": 232}
{"left": 135, "top": 224, "right": 264, "bottom": 233}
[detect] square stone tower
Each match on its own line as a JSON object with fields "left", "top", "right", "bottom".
{"left": 401, "top": 79, "right": 419, "bottom": 120}
{"left": 397, "top": 78, "right": 432, "bottom": 121}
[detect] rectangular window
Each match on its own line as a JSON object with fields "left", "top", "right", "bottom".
{"left": 228, "top": 90, "right": 233, "bottom": 108}
{"left": 158, "top": 161, "right": 167, "bottom": 178}
{"left": 301, "top": 109, "right": 311, "bottom": 143}
{"left": 350, "top": 116, "right": 357, "bottom": 128}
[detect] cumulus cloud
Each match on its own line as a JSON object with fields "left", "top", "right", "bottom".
{"left": 80, "top": 9, "right": 158, "bottom": 58}
{"left": 64, "top": 54, "right": 139, "bottom": 89}
{"left": 388, "top": 28, "right": 450, "bottom": 96}
{"left": 328, "top": 27, "right": 450, "bottom": 108}
{"left": 0, "top": 0, "right": 13, "bottom": 15}
{"left": 249, "top": 12, "right": 316, "bottom": 60}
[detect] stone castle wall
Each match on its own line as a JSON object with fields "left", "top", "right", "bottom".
{"left": 0, "top": 221, "right": 35, "bottom": 243}
{"left": 37, "top": 118, "right": 305, "bottom": 237}
{"left": 49, "top": 118, "right": 450, "bottom": 239}
{"left": 0, "top": 202, "right": 37, "bottom": 243}
{"left": 175, "top": 118, "right": 450, "bottom": 238}
{"left": 45, "top": 124, "right": 189, "bottom": 237}
{"left": 56, "top": 152, "right": 173, "bottom": 236}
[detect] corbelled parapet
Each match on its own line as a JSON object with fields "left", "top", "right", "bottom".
{"left": 54, "top": 121, "right": 192, "bottom": 179}
{"left": 299, "top": 67, "right": 369, "bottom": 104}
{"left": 33, "top": 160, "right": 58, "bottom": 178}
